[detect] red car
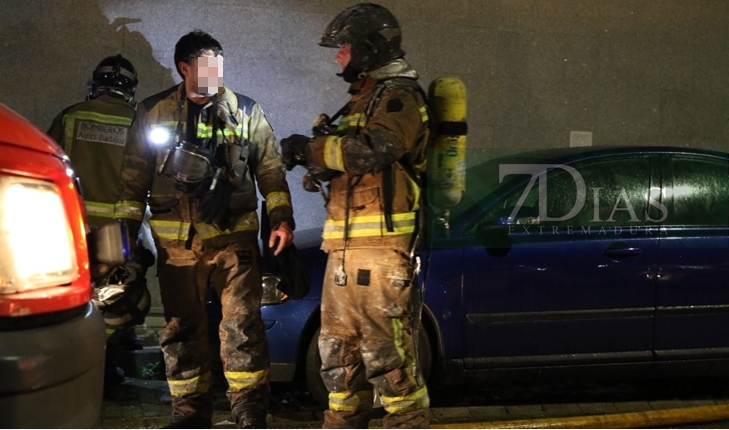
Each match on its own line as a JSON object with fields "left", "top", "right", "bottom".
{"left": 0, "top": 103, "right": 106, "bottom": 427}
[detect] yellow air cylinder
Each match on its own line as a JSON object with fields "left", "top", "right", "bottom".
{"left": 428, "top": 76, "right": 467, "bottom": 213}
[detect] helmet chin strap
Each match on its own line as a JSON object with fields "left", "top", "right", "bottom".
{"left": 337, "top": 64, "right": 364, "bottom": 83}
{"left": 88, "top": 86, "right": 134, "bottom": 103}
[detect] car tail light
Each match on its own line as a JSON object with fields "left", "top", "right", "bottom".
{"left": 0, "top": 176, "right": 78, "bottom": 294}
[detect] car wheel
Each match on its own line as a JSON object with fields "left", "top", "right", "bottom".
{"left": 304, "top": 328, "right": 329, "bottom": 407}
{"left": 304, "top": 324, "right": 433, "bottom": 407}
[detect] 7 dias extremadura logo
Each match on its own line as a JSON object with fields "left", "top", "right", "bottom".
{"left": 500, "top": 164, "right": 668, "bottom": 235}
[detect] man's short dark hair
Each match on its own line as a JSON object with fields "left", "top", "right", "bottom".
{"left": 174, "top": 30, "right": 224, "bottom": 78}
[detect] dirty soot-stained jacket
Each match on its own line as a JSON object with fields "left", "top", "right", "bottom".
{"left": 307, "top": 59, "right": 430, "bottom": 254}
{"left": 114, "top": 83, "right": 293, "bottom": 249}
{"left": 47, "top": 94, "right": 136, "bottom": 228}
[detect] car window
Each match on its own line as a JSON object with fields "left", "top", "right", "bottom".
{"left": 668, "top": 157, "right": 729, "bottom": 226}
{"left": 471, "top": 156, "right": 651, "bottom": 233}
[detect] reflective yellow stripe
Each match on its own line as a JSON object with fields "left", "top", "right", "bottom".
{"left": 195, "top": 211, "right": 259, "bottom": 239}
{"left": 336, "top": 116, "right": 350, "bottom": 132}
{"left": 380, "top": 386, "right": 430, "bottom": 414}
{"left": 323, "top": 135, "right": 345, "bottom": 172}
{"left": 265, "top": 191, "right": 291, "bottom": 213}
{"left": 392, "top": 318, "right": 406, "bottom": 362}
{"left": 398, "top": 163, "right": 422, "bottom": 211}
{"left": 323, "top": 212, "right": 416, "bottom": 239}
{"left": 114, "top": 200, "right": 145, "bottom": 221}
{"left": 196, "top": 123, "right": 240, "bottom": 139}
{"left": 328, "top": 390, "right": 374, "bottom": 412}
{"left": 149, "top": 220, "right": 190, "bottom": 241}
{"left": 168, "top": 371, "right": 211, "bottom": 398}
{"left": 85, "top": 201, "right": 116, "bottom": 218}
{"left": 419, "top": 106, "right": 429, "bottom": 123}
{"left": 224, "top": 368, "right": 269, "bottom": 391}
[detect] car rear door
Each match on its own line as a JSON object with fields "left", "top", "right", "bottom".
{"left": 655, "top": 153, "right": 729, "bottom": 357}
{"left": 460, "top": 153, "right": 659, "bottom": 368}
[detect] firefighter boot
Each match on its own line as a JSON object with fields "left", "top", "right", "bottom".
{"left": 230, "top": 386, "right": 270, "bottom": 429}
{"left": 163, "top": 391, "right": 213, "bottom": 429}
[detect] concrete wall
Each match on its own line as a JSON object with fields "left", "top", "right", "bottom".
{"left": 2, "top": 0, "right": 727, "bottom": 234}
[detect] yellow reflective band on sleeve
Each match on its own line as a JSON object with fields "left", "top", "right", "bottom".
{"left": 356, "top": 113, "right": 367, "bottom": 128}
{"left": 380, "top": 386, "right": 430, "bottom": 414}
{"left": 113, "top": 200, "right": 145, "bottom": 221}
{"left": 419, "top": 106, "right": 429, "bottom": 123}
{"left": 328, "top": 390, "right": 374, "bottom": 412}
{"left": 149, "top": 220, "right": 190, "bottom": 241}
{"left": 224, "top": 368, "right": 269, "bottom": 391}
{"left": 323, "top": 212, "right": 416, "bottom": 240}
{"left": 195, "top": 211, "right": 259, "bottom": 239}
{"left": 336, "top": 116, "right": 350, "bottom": 132}
{"left": 168, "top": 371, "right": 211, "bottom": 398}
{"left": 265, "top": 191, "right": 292, "bottom": 213}
{"left": 85, "top": 201, "right": 116, "bottom": 219}
{"left": 323, "top": 135, "right": 346, "bottom": 172}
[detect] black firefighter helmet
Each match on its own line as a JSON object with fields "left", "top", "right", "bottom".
{"left": 90, "top": 54, "right": 138, "bottom": 102}
{"left": 319, "top": 3, "right": 405, "bottom": 72}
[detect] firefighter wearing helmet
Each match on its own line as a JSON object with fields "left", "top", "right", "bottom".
{"left": 281, "top": 3, "right": 431, "bottom": 428}
{"left": 48, "top": 53, "right": 150, "bottom": 384}
{"left": 48, "top": 54, "right": 138, "bottom": 228}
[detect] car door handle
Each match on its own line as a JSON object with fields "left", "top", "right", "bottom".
{"left": 603, "top": 247, "right": 643, "bottom": 258}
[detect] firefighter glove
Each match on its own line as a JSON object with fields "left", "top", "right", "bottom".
{"left": 280, "top": 134, "right": 311, "bottom": 171}
{"left": 197, "top": 178, "right": 233, "bottom": 231}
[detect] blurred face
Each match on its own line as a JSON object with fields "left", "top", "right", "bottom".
{"left": 335, "top": 44, "right": 351, "bottom": 70}
{"left": 180, "top": 50, "right": 224, "bottom": 100}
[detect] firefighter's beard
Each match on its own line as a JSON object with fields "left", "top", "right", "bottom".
{"left": 197, "top": 85, "right": 218, "bottom": 97}
{"left": 337, "top": 64, "right": 363, "bottom": 84}
{"left": 197, "top": 77, "right": 222, "bottom": 97}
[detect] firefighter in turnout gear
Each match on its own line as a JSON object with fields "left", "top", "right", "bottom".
{"left": 47, "top": 54, "right": 142, "bottom": 388}
{"left": 280, "top": 4, "right": 431, "bottom": 428}
{"left": 113, "top": 31, "right": 294, "bottom": 429}
{"left": 48, "top": 54, "right": 138, "bottom": 228}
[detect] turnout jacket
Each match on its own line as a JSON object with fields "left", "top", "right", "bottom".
{"left": 47, "top": 94, "right": 135, "bottom": 228}
{"left": 114, "top": 83, "right": 293, "bottom": 249}
{"left": 308, "top": 59, "right": 430, "bottom": 254}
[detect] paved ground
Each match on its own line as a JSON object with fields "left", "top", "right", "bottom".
{"left": 101, "top": 326, "right": 729, "bottom": 429}
{"left": 100, "top": 374, "right": 729, "bottom": 429}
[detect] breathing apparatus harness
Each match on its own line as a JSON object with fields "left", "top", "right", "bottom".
{"left": 156, "top": 88, "right": 228, "bottom": 193}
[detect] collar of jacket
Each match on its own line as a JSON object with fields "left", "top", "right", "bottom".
{"left": 94, "top": 93, "right": 136, "bottom": 109}
{"left": 175, "top": 83, "right": 240, "bottom": 128}
{"left": 347, "top": 58, "right": 419, "bottom": 94}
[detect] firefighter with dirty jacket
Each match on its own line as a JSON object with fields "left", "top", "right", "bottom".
{"left": 281, "top": 4, "right": 431, "bottom": 428}
{"left": 113, "top": 30, "right": 294, "bottom": 429}
{"left": 47, "top": 54, "right": 146, "bottom": 387}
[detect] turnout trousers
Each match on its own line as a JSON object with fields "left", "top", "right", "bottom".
{"left": 156, "top": 235, "right": 270, "bottom": 426}
{"left": 319, "top": 248, "right": 430, "bottom": 429}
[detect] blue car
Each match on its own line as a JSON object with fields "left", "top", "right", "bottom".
{"left": 258, "top": 145, "right": 729, "bottom": 405}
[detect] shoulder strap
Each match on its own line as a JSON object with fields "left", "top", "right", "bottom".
{"left": 366, "top": 78, "right": 429, "bottom": 234}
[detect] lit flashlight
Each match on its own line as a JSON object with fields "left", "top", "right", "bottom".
{"left": 149, "top": 127, "right": 171, "bottom": 145}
